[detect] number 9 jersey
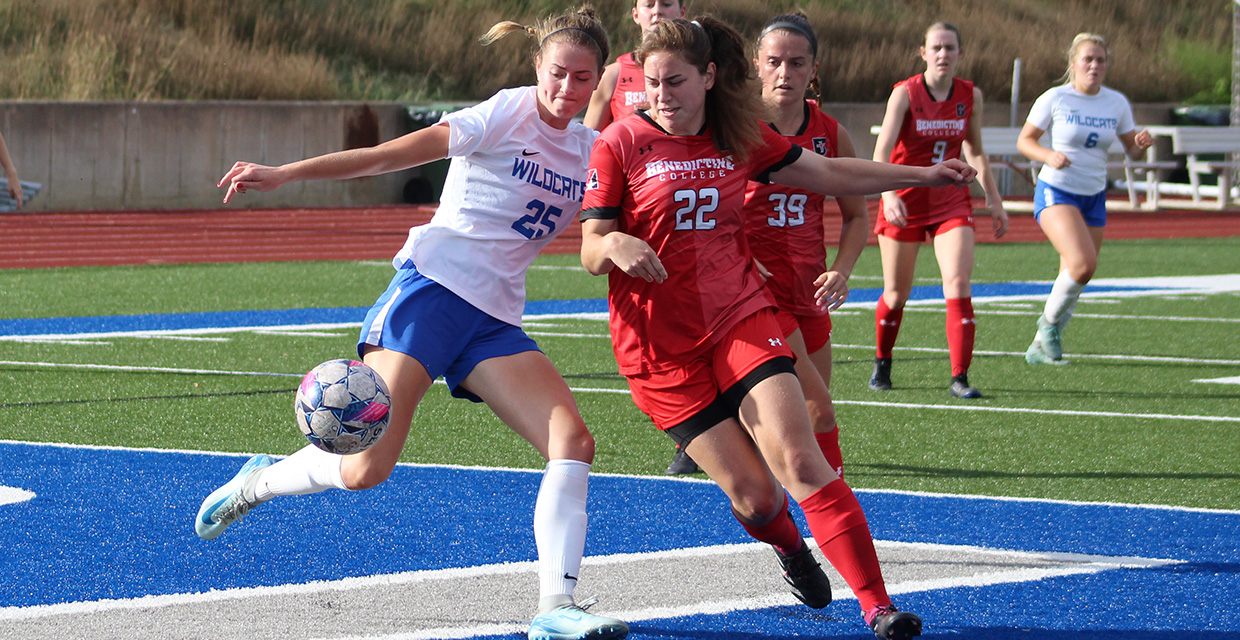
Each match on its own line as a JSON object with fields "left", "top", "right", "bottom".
{"left": 581, "top": 112, "right": 801, "bottom": 375}
{"left": 392, "top": 86, "right": 597, "bottom": 327}
{"left": 885, "top": 74, "right": 975, "bottom": 226}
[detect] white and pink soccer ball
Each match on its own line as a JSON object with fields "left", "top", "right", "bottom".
{"left": 295, "top": 359, "right": 391, "bottom": 455}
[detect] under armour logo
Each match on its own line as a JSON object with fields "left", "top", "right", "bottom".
{"left": 879, "top": 319, "right": 900, "bottom": 327}
{"left": 769, "top": 337, "right": 783, "bottom": 347}
{"left": 638, "top": 144, "right": 653, "bottom": 155}
{"left": 961, "top": 318, "right": 975, "bottom": 325}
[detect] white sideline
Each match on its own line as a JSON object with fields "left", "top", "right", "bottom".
{"left": 0, "top": 539, "right": 1177, "bottom": 629}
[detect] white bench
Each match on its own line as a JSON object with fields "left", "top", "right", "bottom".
{"left": 869, "top": 126, "right": 1175, "bottom": 208}
{"left": 1146, "top": 125, "right": 1240, "bottom": 209}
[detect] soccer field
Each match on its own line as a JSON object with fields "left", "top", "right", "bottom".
{"left": 0, "top": 236, "right": 1237, "bottom": 638}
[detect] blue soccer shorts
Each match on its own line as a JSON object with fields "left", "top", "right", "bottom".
{"left": 1034, "top": 180, "right": 1107, "bottom": 227}
{"left": 357, "top": 264, "right": 541, "bottom": 402}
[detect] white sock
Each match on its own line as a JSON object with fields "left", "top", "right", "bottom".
{"left": 533, "top": 459, "right": 590, "bottom": 610}
{"left": 253, "top": 445, "right": 349, "bottom": 501}
{"left": 1040, "top": 270, "right": 1086, "bottom": 329}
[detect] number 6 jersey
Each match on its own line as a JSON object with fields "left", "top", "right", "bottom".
{"left": 886, "top": 74, "right": 974, "bottom": 226}
{"left": 582, "top": 112, "right": 801, "bottom": 374}
{"left": 392, "top": 86, "right": 597, "bottom": 327}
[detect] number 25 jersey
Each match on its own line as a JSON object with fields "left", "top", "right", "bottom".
{"left": 582, "top": 112, "right": 801, "bottom": 375}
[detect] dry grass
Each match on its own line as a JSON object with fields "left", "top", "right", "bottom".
{"left": 0, "top": 0, "right": 1230, "bottom": 102}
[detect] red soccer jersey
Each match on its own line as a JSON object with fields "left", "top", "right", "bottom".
{"left": 885, "top": 74, "right": 974, "bottom": 226}
{"left": 744, "top": 101, "right": 839, "bottom": 316}
{"left": 582, "top": 113, "right": 801, "bottom": 375}
{"left": 609, "top": 53, "right": 647, "bottom": 124}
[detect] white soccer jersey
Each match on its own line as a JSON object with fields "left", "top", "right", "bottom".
{"left": 1026, "top": 84, "right": 1135, "bottom": 195}
{"left": 392, "top": 86, "right": 598, "bottom": 326}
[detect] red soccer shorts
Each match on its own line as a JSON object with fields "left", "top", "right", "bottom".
{"left": 626, "top": 309, "right": 794, "bottom": 431}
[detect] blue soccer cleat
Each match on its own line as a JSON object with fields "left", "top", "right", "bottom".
{"left": 195, "top": 454, "right": 276, "bottom": 540}
{"left": 1036, "top": 321, "right": 1064, "bottom": 361}
{"left": 527, "top": 597, "right": 628, "bottom": 640}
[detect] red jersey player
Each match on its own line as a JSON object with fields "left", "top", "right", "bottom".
{"left": 870, "top": 22, "right": 1008, "bottom": 399}
{"left": 581, "top": 15, "right": 974, "bottom": 640}
{"left": 744, "top": 13, "right": 870, "bottom": 482}
{"left": 583, "top": 0, "right": 686, "bottom": 132}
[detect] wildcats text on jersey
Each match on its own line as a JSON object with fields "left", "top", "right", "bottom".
{"left": 915, "top": 118, "right": 966, "bottom": 136}
{"left": 511, "top": 156, "right": 587, "bottom": 202}
{"left": 1061, "top": 113, "right": 1120, "bottom": 129}
{"left": 644, "top": 156, "right": 736, "bottom": 181}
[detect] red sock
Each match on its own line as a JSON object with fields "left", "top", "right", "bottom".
{"left": 945, "top": 297, "right": 975, "bottom": 377}
{"left": 798, "top": 480, "right": 891, "bottom": 613}
{"left": 815, "top": 428, "right": 844, "bottom": 480}
{"left": 875, "top": 297, "right": 903, "bottom": 359}
{"left": 733, "top": 492, "right": 803, "bottom": 556}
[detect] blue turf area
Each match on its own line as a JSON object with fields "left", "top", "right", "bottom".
{"left": 1, "top": 442, "right": 1236, "bottom": 638}
{"left": 0, "top": 282, "right": 1167, "bottom": 338}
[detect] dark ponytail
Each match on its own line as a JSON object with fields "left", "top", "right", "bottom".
{"left": 636, "top": 16, "right": 764, "bottom": 164}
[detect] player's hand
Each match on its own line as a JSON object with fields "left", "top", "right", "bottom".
{"left": 753, "top": 258, "right": 771, "bottom": 282}
{"left": 1133, "top": 129, "right": 1154, "bottom": 150}
{"left": 1045, "top": 151, "right": 1071, "bottom": 170}
{"left": 992, "top": 206, "right": 1009, "bottom": 239}
{"left": 607, "top": 233, "right": 667, "bottom": 283}
{"left": 5, "top": 176, "right": 22, "bottom": 209}
{"left": 881, "top": 193, "right": 909, "bottom": 227}
{"left": 218, "top": 161, "right": 288, "bottom": 204}
{"left": 925, "top": 159, "right": 977, "bottom": 187}
{"left": 814, "top": 270, "right": 849, "bottom": 310}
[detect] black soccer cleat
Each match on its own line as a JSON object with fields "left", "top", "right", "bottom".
{"left": 774, "top": 540, "right": 832, "bottom": 608}
{"left": 869, "top": 357, "right": 893, "bottom": 391}
{"left": 948, "top": 373, "right": 981, "bottom": 399}
{"left": 868, "top": 605, "right": 922, "bottom": 640}
{"left": 664, "top": 446, "right": 698, "bottom": 475}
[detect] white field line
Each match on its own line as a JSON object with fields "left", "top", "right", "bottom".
{"left": 4, "top": 359, "right": 1235, "bottom": 420}
{"left": 906, "top": 307, "right": 1240, "bottom": 323}
{"left": 830, "top": 342, "right": 1240, "bottom": 366}
{"left": 0, "top": 540, "right": 1178, "bottom": 628}
{"left": 1194, "top": 376, "right": 1240, "bottom": 385}
{"left": 832, "top": 398, "right": 1240, "bottom": 423}
{"left": 0, "top": 360, "right": 303, "bottom": 378}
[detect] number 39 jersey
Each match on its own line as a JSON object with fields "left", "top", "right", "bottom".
{"left": 886, "top": 74, "right": 974, "bottom": 225}
{"left": 392, "top": 86, "right": 597, "bottom": 327}
{"left": 582, "top": 112, "right": 801, "bottom": 374}
{"left": 743, "top": 101, "right": 839, "bottom": 317}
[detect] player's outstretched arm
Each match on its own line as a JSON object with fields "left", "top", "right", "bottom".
{"left": 771, "top": 153, "right": 976, "bottom": 199}
{"left": 218, "top": 122, "right": 452, "bottom": 203}
{"left": 0, "top": 131, "right": 22, "bottom": 209}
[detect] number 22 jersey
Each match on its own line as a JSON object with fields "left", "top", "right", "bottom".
{"left": 582, "top": 112, "right": 801, "bottom": 375}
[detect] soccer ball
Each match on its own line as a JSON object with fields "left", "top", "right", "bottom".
{"left": 295, "top": 359, "right": 391, "bottom": 455}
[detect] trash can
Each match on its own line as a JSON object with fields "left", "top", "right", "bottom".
{"left": 402, "top": 104, "right": 467, "bottom": 204}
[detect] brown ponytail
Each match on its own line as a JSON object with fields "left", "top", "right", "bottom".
{"left": 480, "top": 5, "right": 610, "bottom": 72}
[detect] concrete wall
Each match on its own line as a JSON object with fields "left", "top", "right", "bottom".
{"left": 0, "top": 100, "right": 1179, "bottom": 212}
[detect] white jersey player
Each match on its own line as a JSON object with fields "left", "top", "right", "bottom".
{"left": 200, "top": 8, "right": 630, "bottom": 640}
{"left": 1017, "top": 33, "right": 1153, "bottom": 364}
